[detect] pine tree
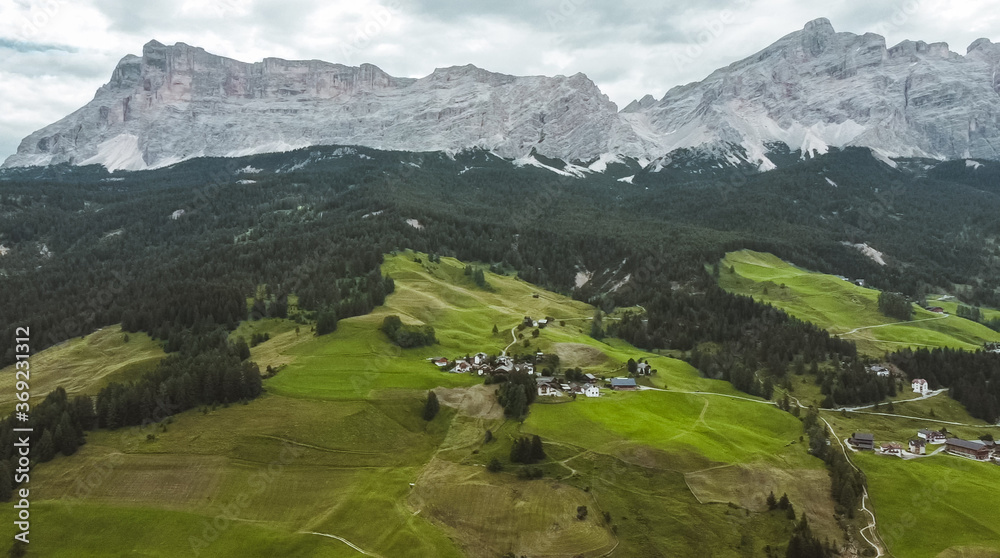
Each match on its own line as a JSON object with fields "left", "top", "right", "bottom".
{"left": 36, "top": 429, "right": 56, "bottom": 462}
{"left": 0, "top": 462, "right": 12, "bottom": 502}
{"left": 766, "top": 491, "right": 777, "bottom": 510}
{"left": 530, "top": 435, "right": 546, "bottom": 462}
{"left": 55, "top": 412, "right": 78, "bottom": 456}
{"left": 316, "top": 307, "right": 338, "bottom": 335}
{"left": 422, "top": 391, "right": 440, "bottom": 421}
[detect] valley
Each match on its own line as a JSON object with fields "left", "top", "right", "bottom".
{"left": 8, "top": 251, "right": 998, "bottom": 557}
{"left": 1, "top": 13, "right": 1000, "bottom": 557}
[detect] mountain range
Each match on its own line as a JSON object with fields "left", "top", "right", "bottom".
{"left": 4, "top": 17, "right": 999, "bottom": 171}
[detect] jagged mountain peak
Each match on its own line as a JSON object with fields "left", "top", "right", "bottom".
{"left": 623, "top": 18, "right": 1000, "bottom": 167}
{"left": 5, "top": 19, "right": 1000, "bottom": 173}
{"left": 4, "top": 42, "right": 643, "bottom": 170}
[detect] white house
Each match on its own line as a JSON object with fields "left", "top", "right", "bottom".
{"left": 585, "top": 385, "right": 600, "bottom": 398}
{"left": 538, "top": 383, "right": 560, "bottom": 397}
{"left": 917, "top": 429, "right": 946, "bottom": 444}
{"left": 869, "top": 365, "right": 890, "bottom": 378}
{"left": 880, "top": 443, "right": 903, "bottom": 456}
{"left": 473, "top": 352, "right": 488, "bottom": 365}
{"left": 912, "top": 379, "right": 929, "bottom": 394}
{"left": 636, "top": 362, "right": 651, "bottom": 375}
{"left": 453, "top": 361, "right": 472, "bottom": 373}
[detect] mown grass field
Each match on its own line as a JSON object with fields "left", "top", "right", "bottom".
{"left": 0, "top": 325, "right": 163, "bottom": 412}
{"left": 853, "top": 453, "right": 1000, "bottom": 558}
{"left": 718, "top": 250, "right": 1000, "bottom": 355}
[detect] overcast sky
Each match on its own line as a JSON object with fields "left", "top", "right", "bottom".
{"left": 0, "top": 0, "right": 997, "bottom": 159}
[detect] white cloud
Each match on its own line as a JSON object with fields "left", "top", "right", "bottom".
{"left": 0, "top": 0, "right": 997, "bottom": 159}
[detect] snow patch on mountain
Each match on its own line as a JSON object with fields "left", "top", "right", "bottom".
{"left": 825, "top": 177, "right": 839, "bottom": 188}
{"left": 514, "top": 154, "right": 591, "bottom": 178}
{"left": 870, "top": 149, "right": 899, "bottom": 169}
{"left": 966, "top": 159, "right": 983, "bottom": 169}
{"left": 587, "top": 153, "right": 624, "bottom": 172}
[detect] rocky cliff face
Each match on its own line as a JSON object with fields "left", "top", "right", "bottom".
{"left": 623, "top": 18, "right": 1000, "bottom": 168}
{"left": 5, "top": 19, "right": 1000, "bottom": 171}
{"left": 4, "top": 41, "right": 644, "bottom": 170}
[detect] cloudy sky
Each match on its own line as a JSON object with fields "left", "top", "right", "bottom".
{"left": 0, "top": 0, "right": 997, "bottom": 159}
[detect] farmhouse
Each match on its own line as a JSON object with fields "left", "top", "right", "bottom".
{"left": 610, "top": 378, "right": 637, "bottom": 391}
{"left": 636, "top": 362, "right": 651, "bottom": 375}
{"left": 584, "top": 373, "right": 598, "bottom": 384}
{"left": 917, "top": 429, "right": 946, "bottom": 444}
{"left": 928, "top": 306, "right": 945, "bottom": 313}
{"left": 911, "top": 378, "right": 929, "bottom": 394}
{"left": 909, "top": 439, "right": 926, "bottom": 455}
{"left": 585, "top": 385, "right": 600, "bottom": 397}
{"left": 453, "top": 360, "right": 472, "bottom": 373}
{"left": 880, "top": 443, "right": 903, "bottom": 456}
{"left": 868, "top": 365, "right": 890, "bottom": 378}
{"left": 473, "top": 352, "right": 489, "bottom": 365}
{"left": 849, "top": 432, "right": 875, "bottom": 451}
{"left": 538, "top": 382, "right": 560, "bottom": 397}
{"left": 432, "top": 358, "right": 449, "bottom": 368}
{"left": 945, "top": 438, "right": 992, "bottom": 461}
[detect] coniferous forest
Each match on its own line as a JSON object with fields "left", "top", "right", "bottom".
{"left": 1, "top": 143, "right": 999, "bottom": 481}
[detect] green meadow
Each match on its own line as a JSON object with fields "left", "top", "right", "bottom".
{"left": 17, "top": 250, "right": 1000, "bottom": 556}
{"left": 853, "top": 453, "right": 1000, "bottom": 558}
{"left": 0, "top": 325, "right": 163, "bottom": 412}
{"left": 718, "top": 250, "right": 1000, "bottom": 355}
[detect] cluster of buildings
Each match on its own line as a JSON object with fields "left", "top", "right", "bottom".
{"left": 429, "top": 349, "right": 643, "bottom": 399}
{"left": 535, "top": 376, "right": 639, "bottom": 398}
{"left": 849, "top": 428, "right": 998, "bottom": 463}
{"left": 431, "top": 352, "right": 536, "bottom": 376}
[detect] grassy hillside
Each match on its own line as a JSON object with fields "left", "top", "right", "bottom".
{"left": 854, "top": 454, "right": 1000, "bottom": 558}
{"left": 15, "top": 250, "right": 1000, "bottom": 557}
{"left": 15, "top": 251, "right": 849, "bottom": 557}
{"left": 716, "top": 250, "right": 1000, "bottom": 558}
{"left": 0, "top": 325, "right": 163, "bottom": 411}
{"left": 718, "top": 250, "right": 1000, "bottom": 355}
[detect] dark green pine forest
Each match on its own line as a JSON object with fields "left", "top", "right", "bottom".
{"left": 0, "top": 143, "right": 999, "bottom": 482}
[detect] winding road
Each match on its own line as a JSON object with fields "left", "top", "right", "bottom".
{"left": 840, "top": 313, "right": 950, "bottom": 336}
{"left": 837, "top": 388, "right": 948, "bottom": 412}
{"left": 821, "top": 419, "right": 884, "bottom": 558}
